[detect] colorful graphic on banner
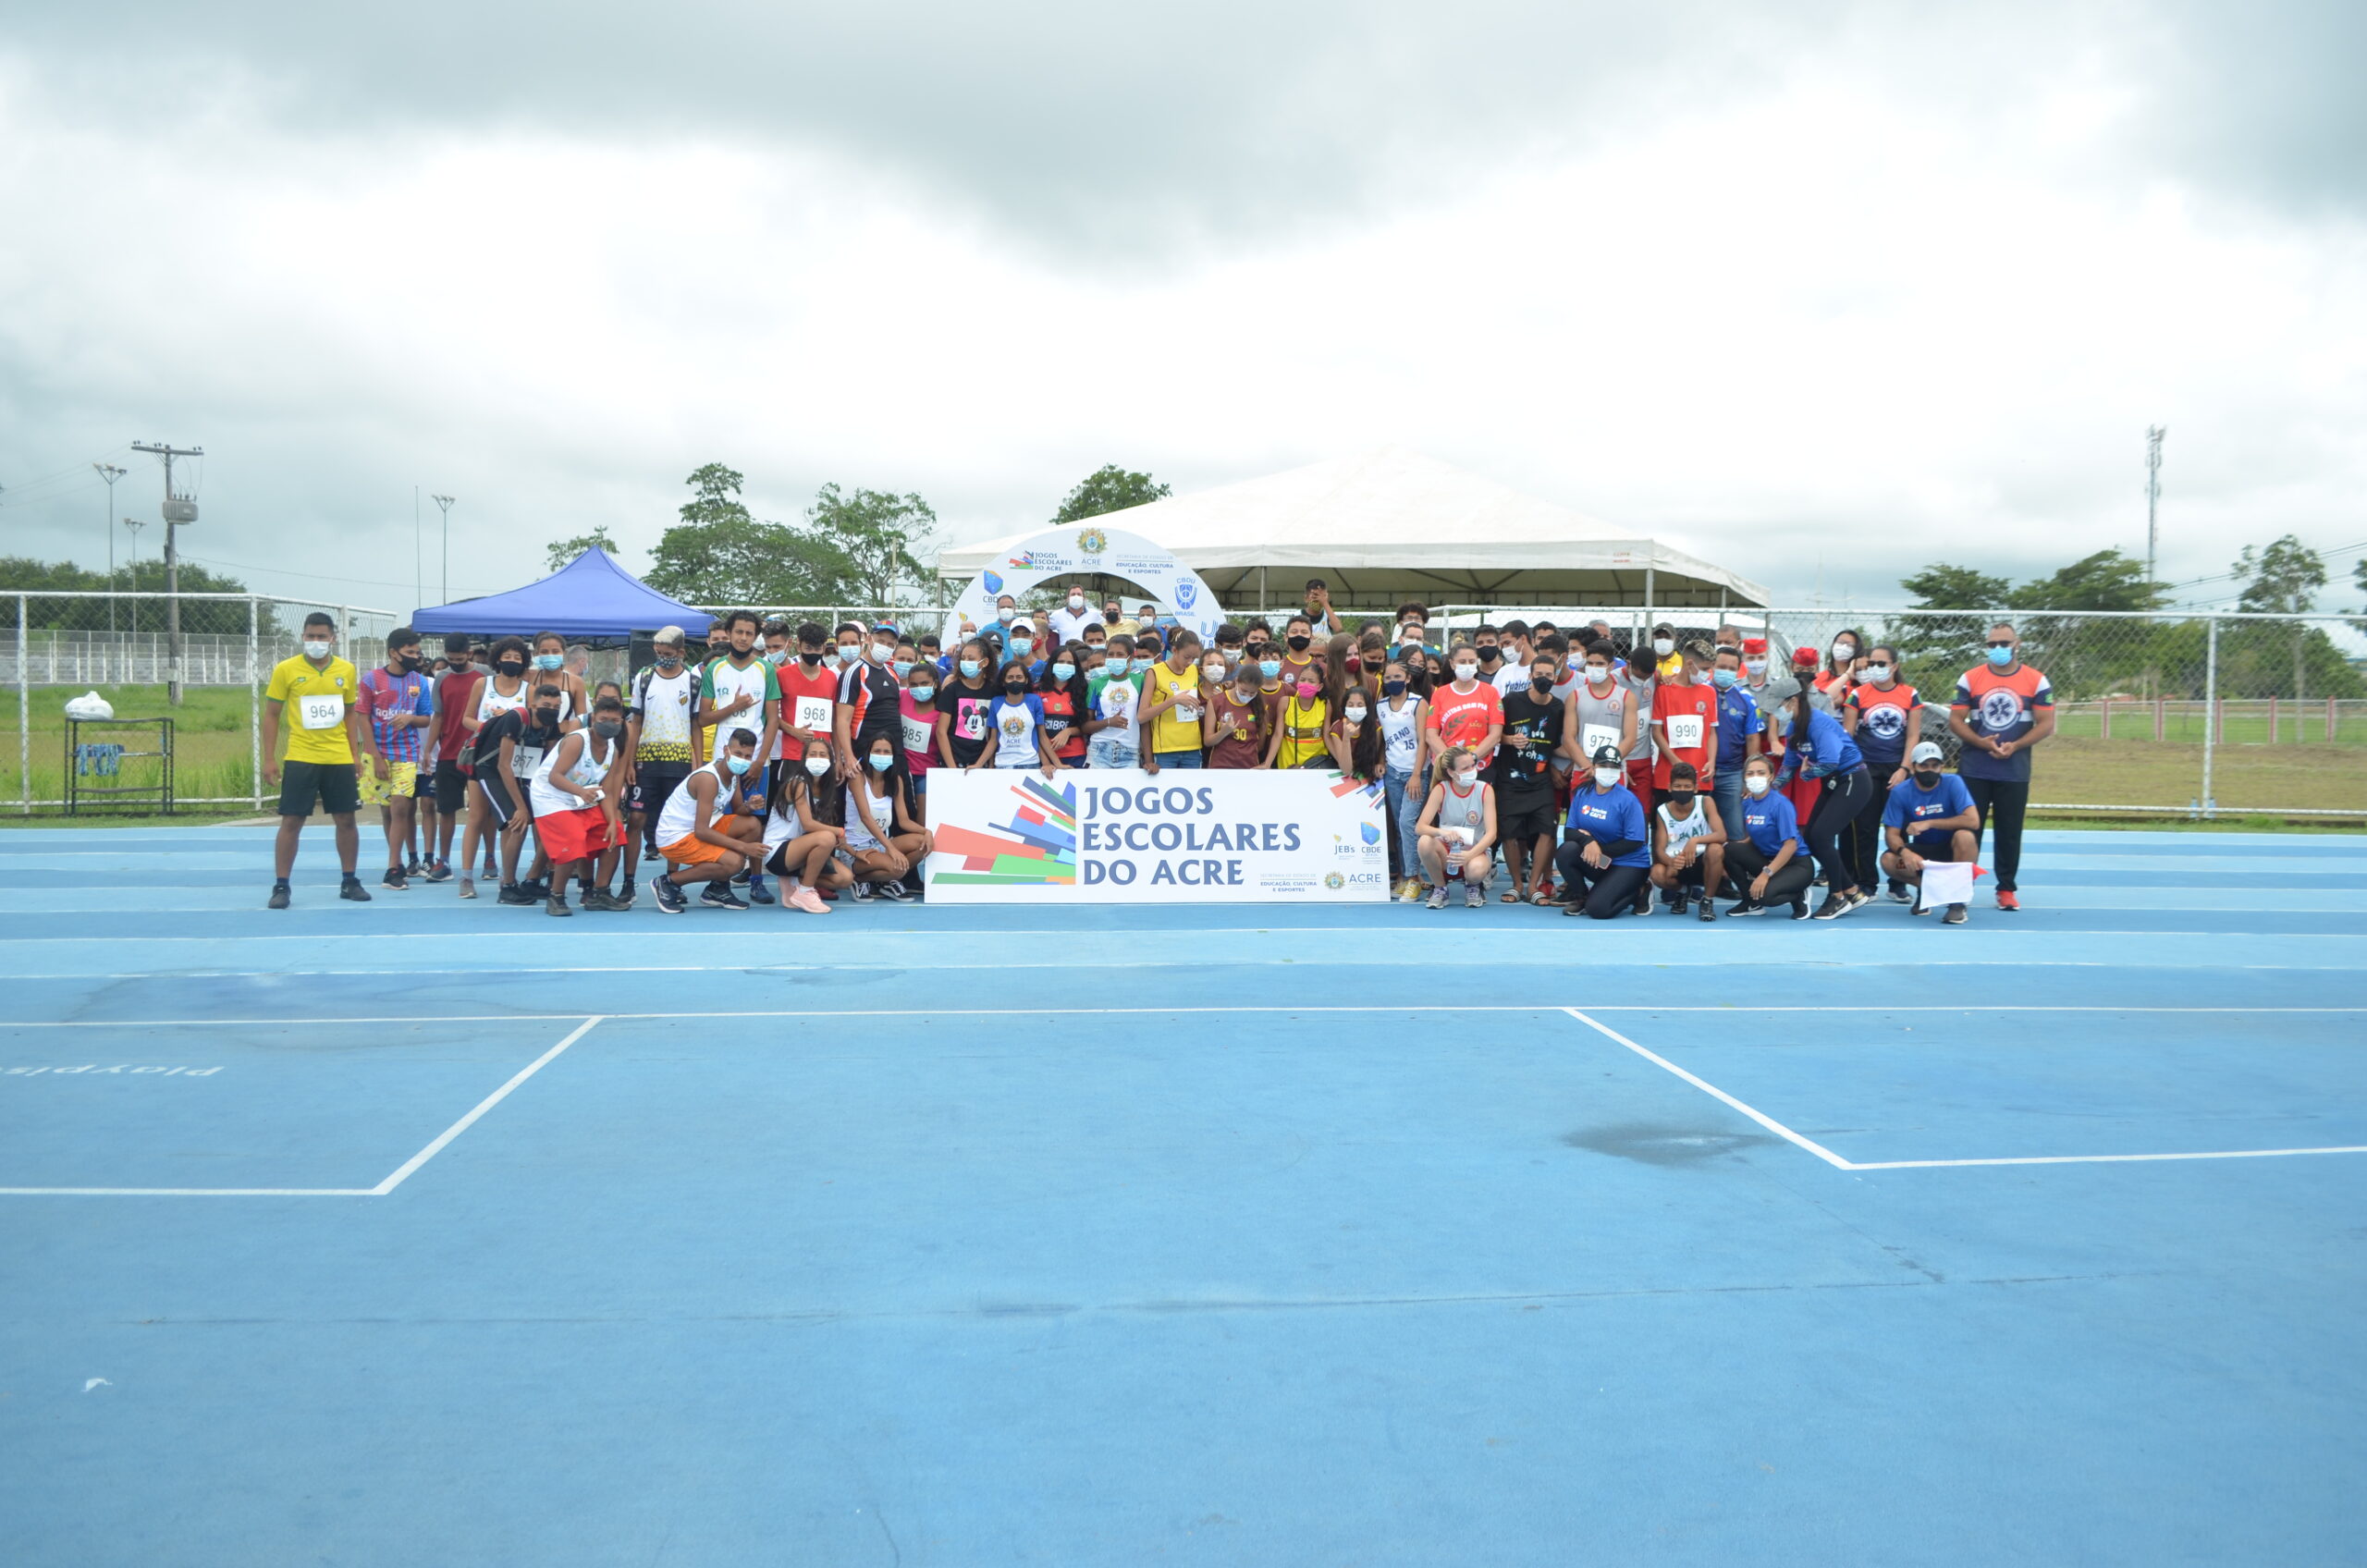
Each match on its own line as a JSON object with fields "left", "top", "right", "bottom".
{"left": 929, "top": 774, "right": 1079, "bottom": 888}
{"left": 925, "top": 768, "right": 1387, "bottom": 902}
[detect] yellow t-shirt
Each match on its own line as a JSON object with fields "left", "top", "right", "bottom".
{"left": 266, "top": 655, "right": 361, "bottom": 766}
{"left": 1276, "top": 695, "right": 1330, "bottom": 768}
{"left": 1144, "top": 659, "right": 1203, "bottom": 756}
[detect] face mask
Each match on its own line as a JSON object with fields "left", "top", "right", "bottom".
{"left": 1744, "top": 657, "right": 1767, "bottom": 677}
{"left": 798, "top": 649, "right": 821, "bottom": 665}
{"left": 1067, "top": 594, "right": 1085, "bottom": 610}
{"left": 1862, "top": 664, "right": 1894, "bottom": 684}
{"left": 535, "top": 653, "right": 564, "bottom": 670}
{"left": 819, "top": 648, "right": 841, "bottom": 668}
{"left": 952, "top": 658, "right": 980, "bottom": 680}
{"left": 764, "top": 648, "right": 789, "bottom": 666}
{"left": 1988, "top": 644, "right": 2015, "bottom": 667}
{"left": 1383, "top": 679, "right": 1407, "bottom": 697}
{"left": 864, "top": 642, "right": 889, "bottom": 665}
{"left": 1914, "top": 768, "right": 1943, "bottom": 787}
{"left": 1052, "top": 661, "right": 1076, "bottom": 681}
{"left": 1832, "top": 643, "right": 1856, "bottom": 663}
{"left": 1744, "top": 774, "right": 1770, "bottom": 796}
{"left": 1203, "top": 663, "right": 1225, "bottom": 680}
{"left": 839, "top": 645, "right": 862, "bottom": 665}
{"left": 1399, "top": 630, "right": 1423, "bottom": 645}
{"left": 1294, "top": 681, "right": 1319, "bottom": 702}
{"left": 1478, "top": 646, "right": 1500, "bottom": 663}
{"left": 1343, "top": 704, "right": 1367, "bottom": 722}
{"left": 1584, "top": 665, "right": 1610, "bottom": 685}
{"left": 1286, "top": 634, "right": 1311, "bottom": 652}
{"left": 800, "top": 756, "right": 827, "bottom": 777}
{"left": 1667, "top": 790, "right": 1696, "bottom": 805}
{"left": 998, "top": 607, "right": 1016, "bottom": 623}
{"left": 656, "top": 651, "right": 681, "bottom": 668}
{"left": 1258, "top": 658, "right": 1281, "bottom": 680}
{"left": 1453, "top": 663, "right": 1478, "bottom": 681}
{"left": 1003, "top": 680, "right": 1029, "bottom": 694}
{"left": 1235, "top": 675, "right": 1259, "bottom": 693}
{"left": 1593, "top": 766, "right": 1620, "bottom": 788}
{"left": 1455, "top": 768, "right": 1479, "bottom": 787}
{"left": 533, "top": 708, "right": 559, "bottom": 726}
{"left": 593, "top": 719, "right": 624, "bottom": 739}
{"left": 892, "top": 659, "right": 915, "bottom": 679}
{"left": 1652, "top": 638, "right": 1674, "bottom": 657}
{"left": 1009, "top": 638, "right": 1034, "bottom": 656}
{"left": 498, "top": 660, "right": 524, "bottom": 677}
{"left": 1133, "top": 658, "right": 1157, "bottom": 675}
{"left": 910, "top": 686, "right": 935, "bottom": 703}
{"left": 1711, "top": 668, "right": 1739, "bottom": 690}
{"left": 1530, "top": 672, "right": 1554, "bottom": 692}
{"left": 868, "top": 753, "right": 894, "bottom": 771}
{"left": 1775, "top": 709, "right": 1793, "bottom": 736}
{"left": 397, "top": 654, "right": 422, "bottom": 672}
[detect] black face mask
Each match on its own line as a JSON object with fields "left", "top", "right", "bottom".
{"left": 1478, "top": 645, "right": 1500, "bottom": 663}
{"left": 397, "top": 655, "right": 422, "bottom": 672}
{"left": 498, "top": 661, "right": 524, "bottom": 677}
{"left": 1003, "top": 681, "right": 1028, "bottom": 694}
{"left": 1668, "top": 790, "right": 1697, "bottom": 805}
{"left": 1286, "top": 634, "right": 1311, "bottom": 652}
{"left": 533, "top": 708, "right": 559, "bottom": 726}
{"left": 1915, "top": 769, "right": 1943, "bottom": 787}
{"left": 1383, "top": 679, "right": 1407, "bottom": 697}
{"left": 800, "top": 649, "right": 821, "bottom": 664}
{"left": 592, "top": 719, "right": 624, "bottom": 739}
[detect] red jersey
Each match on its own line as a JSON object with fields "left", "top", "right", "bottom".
{"left": 1426, "top": 681, "right": 1504, "bottom": 754}
{"left": 777, "top": 663, "right": 840, "bottom": 762}
{"left": 433, "top": 669, "right": 483, "bottom": 764}
{"left": 1651, "top": 680, "right": 1719, "bottom": 788}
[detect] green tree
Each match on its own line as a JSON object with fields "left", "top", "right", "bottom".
{"left": 544, "top": 526, "right": 619, "bottom": 573}
{"left": 1899, "top": 563, "right": 2011, "bottom": 608}
{"left": 644, "top": 465, "right": 856, "bottom": 606}
{"left": 2233, "top": 534, "right": 2328, "bottom": 698}
{"left": 1893, "top": 563, "right": 2012, "bottom": 690}
{"left": 805, "top": 483, "right": 937, "bottom": 606}
{"left": 1052, "top": 464, "right": 1170, "bottom": 525}
{"left": 0, "top": 555, "right": 251, "bottom": 632}
{"left": 2014, "top": 548, "right": 2167, "bottom": 612}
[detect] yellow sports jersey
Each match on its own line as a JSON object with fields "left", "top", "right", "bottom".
{"left": 265, "top": 655, "right": 361, "bottom": 765}
{"left": 1276, "top": 695, "right": 1330, "bottom": 768}
{"left": 1144, "top": 659, "right": 1204, "bottom": 755}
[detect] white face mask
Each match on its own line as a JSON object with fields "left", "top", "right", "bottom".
{"left": 1832, "top": 643, "right": 1856, "bottom": 662}
{"left": 1744, "top": 658, "right": 1767, "bottom": 677}
{"left": 803, "top": 757, "right": 830, "bottom": 777}
{"left": 1593, "top": 766, "right": 1620, "bottom": 789}
{"left": 302, "top": 639, "right": 331, "bottom": 659}
{"left": 1652, "top": 637, "right": 1674, "bottom": 657}
{"left": 1067, "top": 594, "right": 1085, "bottom": 610}
{"left": 998, "top": 607, "right": 1016, "bottom": 622}
{"left": 1454, "top": 768, "right": 1478, "bottom": 787}
{"left": 1584, "top": 664, "right": 1610, "bottom": 685}
{"left": 871, "top": 642, "right": 895, "bottom": 665}
{"left": 1453, "top": 663, "right": 1478, "bottom": 681}
{"left": 1744, "top": 774, "right": 1770, "bottom": 797}
{"left": 1343, "top": 704, "right": 1367, "bottom": 722}
{"left": 1861, "top": 663, "right": 1894, "bottom": 684}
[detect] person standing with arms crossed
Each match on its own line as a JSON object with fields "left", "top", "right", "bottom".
{"left": 261, "top": 611, "right": 380, "bottom": 908}
{"left": 1948, "top": 620, "right": 2053, "bottom": 911}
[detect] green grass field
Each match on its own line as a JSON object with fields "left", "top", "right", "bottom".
{"left": 2, "top": 684, "right": 270, "bottom": 812}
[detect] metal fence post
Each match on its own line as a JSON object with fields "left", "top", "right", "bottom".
{"left": 17, "top": 594, "right": 29, "bottom": 815}
{"left": 249, "top": 596, "right": 264, "bottom": 809}
{"left": 2200, "top": 614, "right": 2218, "bottom": 818}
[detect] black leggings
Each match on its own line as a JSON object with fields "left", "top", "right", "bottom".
{"left": 1804, "top": 767, "right": 1870, "bottom": 891}
{"left": 1554, "top": 842, "right": 1650, "bottom": 919}
{"left": 1724, "top": 837, "right": 1813, "bottom": 907}
{"left": 1964, "top": 776, "right": 2030, "bottom": 892}
{"left": 1847, "top": 766, "right": 1893, "bottom": 886}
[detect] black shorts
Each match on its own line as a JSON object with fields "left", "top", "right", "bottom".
{"left": 629, "top": 763, "right": 693, "bottom": 819}
{"left": 475, "top": 773, "right": 521, "bottom": 829}
{"left": 1498, "top": 790, "right": 1558, "bottom": 844}
{"left": 278, "top": 758, "right": 361, "bottom": 818}
{"left": 433, "top": 759, "right": 471, "bottom": 814}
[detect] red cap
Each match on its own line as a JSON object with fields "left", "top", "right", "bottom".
{"left": 1742, "top": 636, "right": 1768, "bottom": 655}
{"left": 1791, "top": 646, "right": 1819, "bottom": 667}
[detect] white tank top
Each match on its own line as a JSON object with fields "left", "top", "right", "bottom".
{"left": 1378, "top": 697, "right": 1421, "bottom": 771}
{"left": 845, "top": 782, "right": 892, "bottom": 851}
{"left": 1571, "top": 680, "right": 1629, "bottom": 768}
{"left": 656, "top": 760, "right": 732, "bottom": 846}
{"left": 476, "top": 675, "right": 528, "bottom": 723}
{"left": 1434, "top": 778, "right": 1489, "bottom": 842}
{"left": 528, "top": 730, "right": 615, "bottom": 816}
{"left": 1657, "top": 799, "right": 1714, "bottom": 857}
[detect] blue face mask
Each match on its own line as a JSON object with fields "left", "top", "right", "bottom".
{"left": 1987, "top": 644, "right": 2015, "bottom": 667}
{"left": 1258, "top": 658, "right": 1282, "bottom": 680}
{"left": 725, "top": 754, "right": 753, "bottom": 776}
{"left": 1133, "top": 658, "right": 1157, "bottom": 675}
{"left": 533, "top": 653, "right": 564, "bottom": 671}
{"left": 892, "top": 659, "right": 914, "bottom": 678}
{"left": 910, "top": 686, "right": 935, "bottom": 703}
{"left": 960, "top": 659, "right": 983, "bottom": 679}
{"left": 867, "top": 753, "right": 894, "bottom": 771}
{"left": 1711, "top": 668, "right": 1738, "bottom": 690}
{"left": 1051, "top": 662, "right": 1076, "bottom": 680}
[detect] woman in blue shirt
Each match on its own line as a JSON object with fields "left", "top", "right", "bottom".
{"left": 1556, "top": 745, "right": 1652, "bottom": 919}
{"left": 979, "top": 661, "right": 1061, "bottom": 776}
{"left": 1773, "top": 688, "right": 1871, "bottom": 919}
{"left": 1723, "top": 754, "right": 1814, "bottom": 918}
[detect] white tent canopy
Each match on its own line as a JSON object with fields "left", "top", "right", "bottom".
{"left": 938, "top": 447, "right": 1766, "bottom": 611}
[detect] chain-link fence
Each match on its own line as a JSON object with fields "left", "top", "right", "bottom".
{"left": 4, "top": 593, "right": 399, "bottom": 812}
{"left": 1415, "top": 605, "right": 2367, "bottom": 819}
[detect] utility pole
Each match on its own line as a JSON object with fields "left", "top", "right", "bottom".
{"left": 94, "top": 463, "right": 127, "bottom": 632}
{"left": 2145, "top": 425, "right": 2165, "bottom": 584}
{"left": 131, "top": 441, "right": 203, "bottom": 705}
{"left": 414, "top": 486, "right": 423, "bottom": 611}
{"left": 123, "top": 519, "right": 145, "bottom": 638}
{"left": 432, "top": 495, "right": 455, "bottom": 604}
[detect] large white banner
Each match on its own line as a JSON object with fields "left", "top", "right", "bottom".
{"left": 938, "top": 524, "right": 1227, "bottom": 646}
{"left": 924, "top": 767, "right": 1389, "bottom": 902}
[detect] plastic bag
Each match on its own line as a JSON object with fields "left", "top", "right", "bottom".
{"left": 63, "top": 691, "right": 115, "bottom": 721}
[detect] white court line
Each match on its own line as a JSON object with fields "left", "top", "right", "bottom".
{"left": 6, "top": 1004, "right": 2367, "bottom": 1029}
{"left": 0, "top": 1017, "right": 602, "bottom": 1199}
{"left": 1561, "top": 1007, "right": 2367, "bottom": 1173}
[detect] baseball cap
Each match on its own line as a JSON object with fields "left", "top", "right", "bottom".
{"left": 1791, "top": 646, "right": 1820, "bottom": 667}
{"left": 1590, "top": 743, "right": 1623, "bottom": 767}
{"left": 1909, "top": 741, "right": 1945, "bottom": 765}
{"left": 1742, "top": 636, "right": 1767, "bottom": 655}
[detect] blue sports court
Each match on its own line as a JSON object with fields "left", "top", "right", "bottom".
{"left": 3, "top": 824, "right": 2362, "bottom": 1565}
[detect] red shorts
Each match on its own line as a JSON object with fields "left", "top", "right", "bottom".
{"left": 534, "top": 804, "right": 617, "bottom": 862}
{"left": 1624, "top": 759, "right": 1654, "bottom": 817}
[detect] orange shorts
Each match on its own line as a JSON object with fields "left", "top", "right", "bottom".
{"left": 659, "top": 830, "right": 734, "bottom": 867}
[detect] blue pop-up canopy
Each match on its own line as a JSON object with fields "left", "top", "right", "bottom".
{"left": 411, "top": 548, "right": 705, "bottom": 641}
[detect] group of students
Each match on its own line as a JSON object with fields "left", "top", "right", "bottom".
{"left": 258, "top": 583, "right": 2053, "bottom": 923}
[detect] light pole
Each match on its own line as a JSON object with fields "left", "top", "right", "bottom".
{"left": 94, "top": 463, "right": 127, "bottom": 632}
{"left": 432, "top": 495, "right": 455, "bottom": 604}
{"left": 131, "top": 440, "right": 203, "bottom": 705}
{"left": 123, "top": 519, "right": 145, "bottom": 639}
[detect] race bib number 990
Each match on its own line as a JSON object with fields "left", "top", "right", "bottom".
{"left": 1664, "top": 713, "right": 1706, "bottom": 751}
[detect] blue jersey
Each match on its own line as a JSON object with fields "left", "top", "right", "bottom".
{"left": 1564, "top": 783, "right": 1650, "bottom": 869}
{"left": 1882, "top": 772, "right": 1976, "bottom": 846}
{"left": 1779, "top": 707, "right": 1863, "bottom": 780}
{"left": 1714, "top": 683, "right": 1763, "bottom": 769}
{"left": 1738, "top": 790, "right": 1801, "bottom": 856}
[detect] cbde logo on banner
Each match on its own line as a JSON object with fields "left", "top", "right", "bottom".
{"left": 940, "top": 525, "right": 1226, "bottom": 644}
{"left": 924, "top": 768, "right": 1388, "bottom": 903}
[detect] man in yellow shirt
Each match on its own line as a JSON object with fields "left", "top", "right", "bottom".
{"left": 1138, "top": 629, "right": 1207, "bottom": 774}
{"left": 260, "top": 610, "right": 381, "bottom": 908}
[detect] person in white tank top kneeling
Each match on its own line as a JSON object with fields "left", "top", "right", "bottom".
{"left": 1414, "top": 744, "right": 1498, "bottom": 911}
{"left": 1648, "top": 760, "right": 1726, "bottom": 924}
{"left": 527, "top": 692, "right": 630, "bottom": 917}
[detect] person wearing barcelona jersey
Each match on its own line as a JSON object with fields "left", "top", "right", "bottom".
{"left": 1555, "top": 745, "right": 1650, "bottom": 919}
{"left": 1882, "top": 740, "right": 1982, "bottom": 924}
{"left": 358, "top": 626, "right": 435, "bottom": 891}
{"left": 261, "top": 611, "right": 380, "bottom": 908}
{"left": 1948, "top": 621, "right": 2054, "bottom": 911}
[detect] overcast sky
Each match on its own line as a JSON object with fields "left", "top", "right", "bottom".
{"left": 3, "top": 0, "right": 2362, "bottom": 617}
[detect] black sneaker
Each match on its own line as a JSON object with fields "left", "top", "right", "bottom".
{"left": 382, "top": 867, "right": 409, "bottom": 891}
{"left": 615, "top": 876, "right": 637, "bottom": 908}
{"left": 1845, "top": 888, "right": 1875, "bottom": 912}
{"left": 876, "top": 880, "right": 912, "bottom": 902}
{"left": 580, "top": 888, "right": 622, "bottom": 912}
{"left": 847, "top": 881, "right": 873, "bottom": 902}
{"left": 1811, "top": 893, "right": 1854, "bottom": 920}
{"left": 1791, "top": 899, "right": 1812, "bottom": 920}
{"left": 518, "top": 878, "right": 550, "bottom": 900}
{"left": 1668, "top": 891, "right": 1689, "bottom": 916}
{"left": 1631, "top": 889, "right": 1652, "bottom": 916}
{"left": 1697, "top": 899, "right": 1717, "bottom": 923}
{"left": 1887, "top": 881, "right": 1910, "bottom": 903}
{"left": 267, "top": 884, "right": 290, "bottom": 910}
{"left": 546, "top": 895, "right": 574, "bottom": 917}
{"left": 1943, "top": 903, "right": 1968, "bottom": 925}
{"left": 424, "top": 860, "right": 454, "bottom": 884}
{"left": 1723, "top": 899, "right": 1764, "bottom": 918}
{"left": 406, "top": 856, "right": 423, "bottom": 876}
{"left": 497, "top": 883, "right": 537, "bottom": 906}
{"left": 1812, "top": 873, "right": 1828, "bottom": 888}
{"left": 339, "top": 876, "right": 373, "bottom": 902}
{"left": 700, "top": 882, "right": 749, "bottom": 910}
{"left": 652, "top": 876, "right": 686, "bottom": 914}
